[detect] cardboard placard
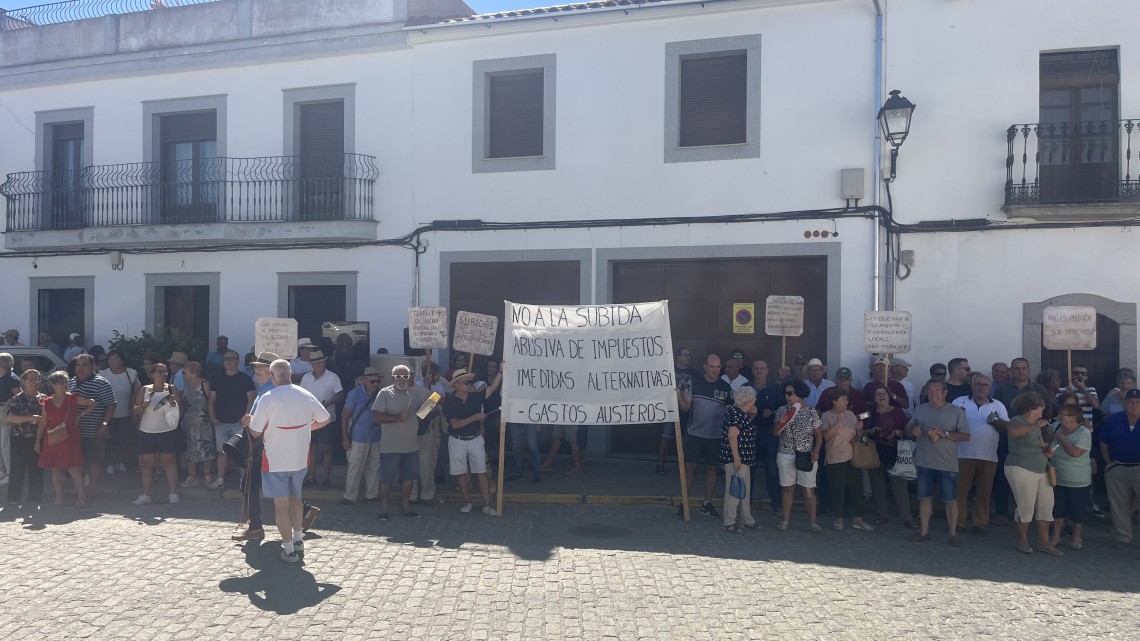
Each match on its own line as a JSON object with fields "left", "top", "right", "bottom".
{"left": 864, "top": 311, "right": 912, "bottom": 354}
{"left": 502, "top": 301, "right": 678, "bottom": 426}
{"left": 255, "top": 317, "right": 298, "bottom": 360}
{"left": 1043, "top": 306, "right": 1097, "bottom": 350}
{"left": 765, "top": 296, "right": 804, "bottom": 337}
{"left": 407, "top": 307, "right": 449, "bottom": 349}
{"left": 453, "top": 311, "right": 499, "bottom": 356}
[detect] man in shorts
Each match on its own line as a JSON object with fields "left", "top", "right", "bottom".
{"left": 440, "top": 367, "right": 502, "bottom": 515}
{"left": 69, "top": 354, "right": 116, "bottom": 496}
{"left": 907, "top": 379, "right": 970, "bottom": 546}
{"left": 248, "top": 359, "right": 331, "bottom": 564}
{"left": 679, "top": 354, "right": 732, "bottom": 519}
{"left": 300, "top": 350, "right": 343, "bottom": 489}
{"left": 208, "top": 349, "right": 255, "bottom": 490}
{"left": 371, "top": 364, "right": 430, "bottom": 520}
{"left": 543, "top": 424, "right": 583, "bottom": 475}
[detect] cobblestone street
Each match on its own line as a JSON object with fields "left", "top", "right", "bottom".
{"left": 1, "top": 495, "right": 1137, "bottom": 640}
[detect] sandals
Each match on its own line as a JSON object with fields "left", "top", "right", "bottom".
{"left": 904, "top": 519, "right": 919, "bottom": 530}
{"left": 833, "top": 522, "right": 844, "bottom": 531}
{"left": 1035, "top": 545, "right": 1064, "bottom": 556}
{"left": 1070, "top": 539, "right": 1083, "bottom": 550}
{"left": 1017, "top": 544, "right": 1034, "bottom": 554}
{"left": 776, "top": 521, "right": 789, "bottom": 531}
{"left": 851, "top": 521, "right": 875, "bottom": 532}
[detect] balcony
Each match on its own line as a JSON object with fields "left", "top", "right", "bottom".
{"left": 1004, "top": 119, "right": 1140, "bottom": 220}
{"left": 1, "top": 153, "right": 380, "bottom": 250}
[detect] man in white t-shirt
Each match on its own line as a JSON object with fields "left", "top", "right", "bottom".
{"left": 99, "top": 349, "right": 140, "bottom": 476}
{"left": 951, "top": 374, "right": 1009, "bottom": 536}
{"left": 248, "top": 360, "right": 331, "bottom": 564}
{"left": 300, "top": 350, "right": 343, "bottom": 489}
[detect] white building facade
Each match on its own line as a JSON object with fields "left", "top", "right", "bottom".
{"left": 0, "top": 0, "right": 1135, "bottom": 454}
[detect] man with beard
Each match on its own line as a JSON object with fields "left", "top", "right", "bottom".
{"left": 372, "top": 364, "right": 431, "bottom": 520}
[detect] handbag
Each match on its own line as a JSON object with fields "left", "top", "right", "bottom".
{"left": 888, "top": 440, "right": 917, "bottom": 480}
{"left": 729, "top": 472, "right": 747, "bottom": 499}
{"left": 851, "top": 437, "right": 881, "bottom": 470}
{"left": 46, "top": 421, "right": 69, "bottom": 446}
{"left": 794, "top": 450, "right": 814, "bottom": 472}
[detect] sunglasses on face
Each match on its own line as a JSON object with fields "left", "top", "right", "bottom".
{"left": 223, "top": 357, "right": 239, "bottom": 361}
{"left": 933, "top": 371, "right": 947, "bottom": 376}
{"left": 785, "top": 391, "right": 795, "bottom": 397}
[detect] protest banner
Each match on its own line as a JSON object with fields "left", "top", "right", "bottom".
{"left": 499, "top": 300, "right": 689, "bottom": 518}
{"left": 864, "top": 311, "right": 912, "bottom": 354}
{"left": 1043, "top": 305, "right": 1096, "bottom": 381}
{"left": 255, "top": 317, "right": 298, "bottom": 359}
{"left": 453, "top": 311, "right": 499, "bottom": 357}
{"left": 764, "top": 296, "right": 804, "bottom": 366}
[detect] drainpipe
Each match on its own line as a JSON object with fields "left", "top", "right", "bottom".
{"left": 871, "top": 0, "right": 885, "bottom": 312}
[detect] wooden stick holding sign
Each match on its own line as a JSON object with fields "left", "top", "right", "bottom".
{"left": 673, "top": 412, "right": 691, "bottom": 521}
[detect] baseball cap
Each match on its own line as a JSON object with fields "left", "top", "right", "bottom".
{"left": 835, "top": 367, "right": 853, "bottom": 380}
{"left": 1124, "top": 389, "right": 1140, "bottom": 401}
{"left": 69, "top": 332, "right": 81, "bottom": 340}
{"left": 873, "top": 356, "right": 891, "bottom": 366}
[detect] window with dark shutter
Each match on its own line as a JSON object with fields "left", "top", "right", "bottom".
{"left": 299, "top": 101, "right": 345, "bottom": 157}
{"left": 679, "top": 53, "right": 747, "bottom": 147}
{"left": 289, "top": 285, "right": 347, "bottom": 345}
{"left": 160, "top": 111, "right": 217, "bottom": 143}
{"left": 487, "top": 70, "right": 544, "bottom": 158}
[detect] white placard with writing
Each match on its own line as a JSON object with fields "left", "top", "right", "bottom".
{"left": 1043, "top": 306, "right": 1097, "bottom": 350}
{"left": 864, "top": 311, "right": 912, "bottom": 354}
{"left": 503, "top": 301, "right": 679, "bottom": 426}
{"left": 255, "top": 317, "right": 298, "bottom": 360}
{"left": 765, "top": 296, "right": 805, "bottom": 337}
{"left": 453, "top": 311, "right": 499, "bottom": 356}
{"left": 407, "top": 307, "right": 449, "bottom": 349}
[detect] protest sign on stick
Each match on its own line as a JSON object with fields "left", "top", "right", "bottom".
{"left": 765, "top": 296, "right": 804, "bottom": 367}
{"left": 1043, "top": 306, "right": 1096, "bottom": 384}
{"left": 255, "top": 317, "right": 298, "bottom": 360}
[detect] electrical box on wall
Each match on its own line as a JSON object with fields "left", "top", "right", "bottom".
{"left": 841, "top": 168, "right": 865, "bottom": 200}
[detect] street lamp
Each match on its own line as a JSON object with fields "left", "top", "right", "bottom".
{"left": 878, "top": 89, "right": 916, "bottom": 181}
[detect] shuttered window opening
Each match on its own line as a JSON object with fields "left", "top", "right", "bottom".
{"left": 52, "top": 122, "right": 84, "bottom": 141}
{"left": 160, "top": 111, "right": 217, "bottom": 143}
{"left": 1040, "top": 49, "right": 1119, "bottom": 90}
{"left": 487, "top": 70, "right": 545, "bottom": 159}
{"left": 299, "top": 101, "right": 345, "bottom": 158}
{"left": 679, "top": 53, "right": 748, "bottom": 147}
{"left": 289, "top": 285, "right": 347, "bottom": 346}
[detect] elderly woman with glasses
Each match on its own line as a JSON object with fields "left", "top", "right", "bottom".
{"left": 720, "top": 385, "right": 759, "bottom": 533}
{"left": 773, "top": 379, "right": 823, "bottom": 533}
{"left": 4, "top": 369, "right": 46, "bottom": 504}
{"left": 130, "top": 363, "right": 182, "bottom": 505}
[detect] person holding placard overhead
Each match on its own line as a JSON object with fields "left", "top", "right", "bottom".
{"left": 440, "top": 367, "right": 502, "bottom": 516}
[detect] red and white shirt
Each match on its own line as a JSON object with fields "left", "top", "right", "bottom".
{"left": 248, "top": 384, "right": 330, "bottom": 472}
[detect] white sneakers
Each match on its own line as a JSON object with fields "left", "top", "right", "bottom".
{"left": 206, "top": 478, "right": 225, "bottom": 490}
{"left": 168, "top": 493, "right": 180, "bottom": 504}
{"left": 481, "top": 505, "right": 497, "bottom": 516}
{"left": 459, "top": 503, "right": 473, "bottom": 513}
{"left": 132, "top": 494, "right": 152, "bottom": 505}
{"left": 117, "top": 463, "right": 128, "bottom": 473}
{"left": 106, "top": 465, "right": 115, "bottom": 475}
{"left": 180, "top": 477, "right": 200, "bottom": 488}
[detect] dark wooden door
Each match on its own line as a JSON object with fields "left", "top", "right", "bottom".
{"left": 38, "top": 288, "right": 84, "bottom": 351}
{"left": 162, "top": 286, "right": 210, "bottom": 344}
{"left": 1040, "top": 313, "right": 1120, "bottom": 400}
{"left": 609, "top": 256, "right": 829, "bottom": 454}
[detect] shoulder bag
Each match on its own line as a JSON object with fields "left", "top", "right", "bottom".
{"left": 851, "top": 436, "right": 881, "bottom": 470}
{"left": 46, "top": 421, "right": 69, "bottom": 446}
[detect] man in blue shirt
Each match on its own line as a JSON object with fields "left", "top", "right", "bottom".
{"left": 339, "top": 367, "right": 383, "bottom": 505}
{"left": 749, "top": 359, "right": 785, "bottom": 516}
{"left": 1100, "top": 389, "right": 1140, "bottom": 546}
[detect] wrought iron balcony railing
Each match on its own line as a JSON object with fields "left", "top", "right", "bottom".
{"left": 1, "top": 153, "right": 379, "bottom": 232}
{"left": 0, "top": 0, "right": 220, "bottom": 30}
{"left": 1005, "top": 118, "right": 1140, "bottom": 207}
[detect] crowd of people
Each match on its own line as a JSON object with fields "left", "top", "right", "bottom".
{"left": 3, "top": 328, "right": 1140, "bottom": 563}
{"left": 669, "top": 348, "right": 1140, "bottom": 556}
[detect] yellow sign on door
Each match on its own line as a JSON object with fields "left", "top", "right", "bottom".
{"left": 732, "top": 303, "right": 755, "bottom": 334}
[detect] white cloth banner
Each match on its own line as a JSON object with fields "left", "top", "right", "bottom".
{"left": 502, "top": 301, "right": 679, "bottom": 426}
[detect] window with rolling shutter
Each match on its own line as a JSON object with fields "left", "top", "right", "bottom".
{"left": 487, "top": 71, "right": 544, "bottom": 158}
{"left": 289, "top": 285, "right": 347, "bottom": 345}
{"left": 664, "top": 35, "right": 761, "bottom": 163}
{"left": 679, "top": 53, "right": 747, "bottom": 147}
{"left": 160, "top": 111, "right": 217, "bottom": 143}
{"left": 299, "top": 101, "right": 345, "bottom": 157}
